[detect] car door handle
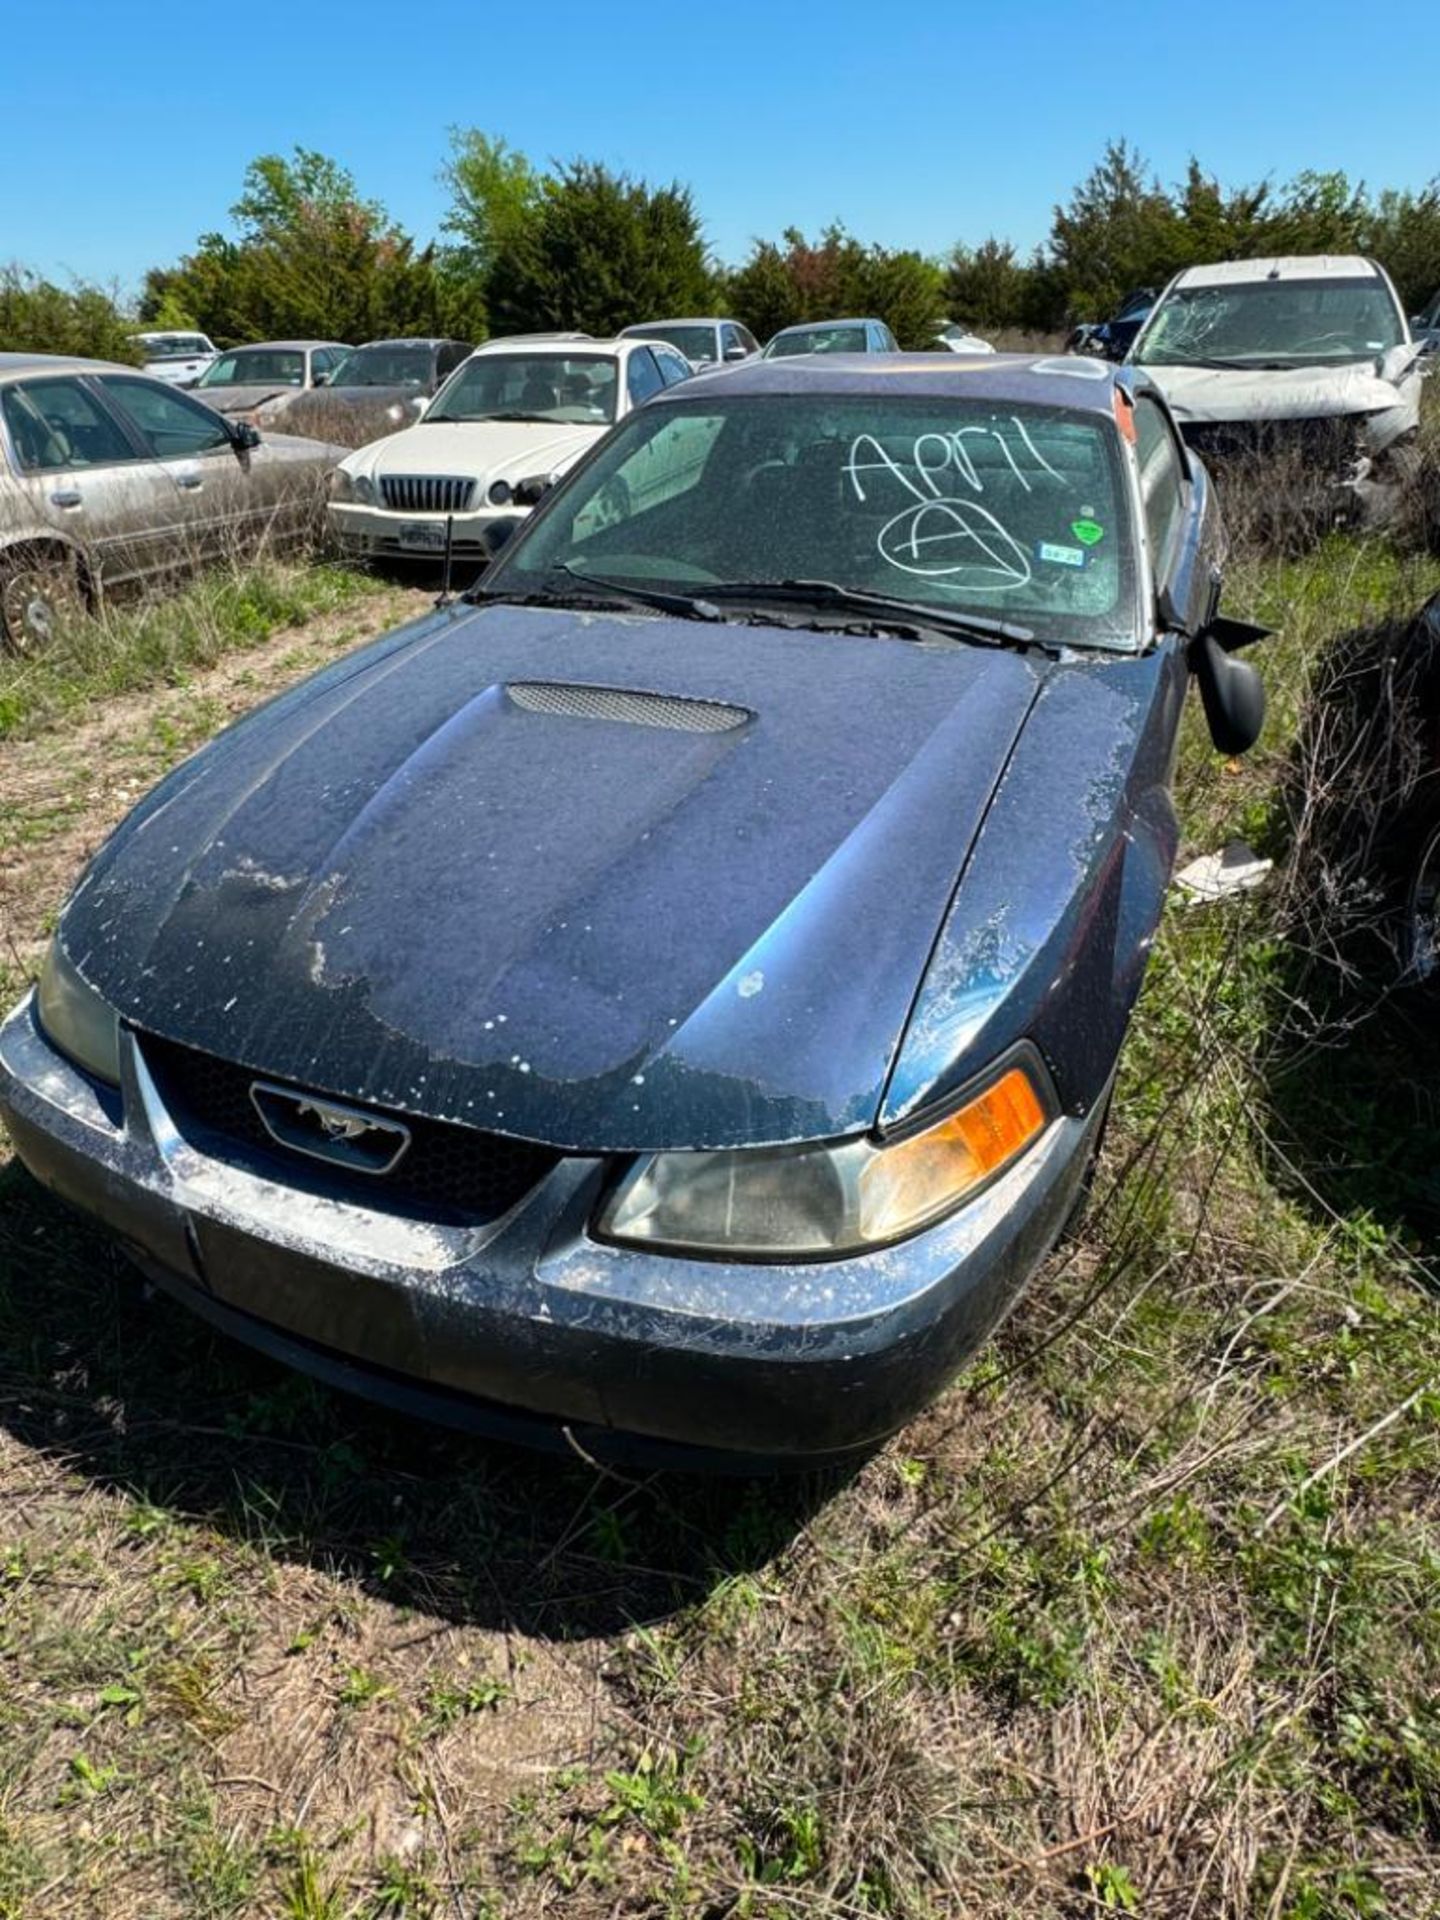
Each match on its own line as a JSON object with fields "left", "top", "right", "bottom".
{"left": 176, "top": 473, "right": 204, "bottom": 490}
{"left": 49, "top": 488, "right": 82, "bottom": 508}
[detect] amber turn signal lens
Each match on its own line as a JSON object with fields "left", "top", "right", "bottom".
{"left": 857, "top": 1066, "right": 1048, "bottom": 1243}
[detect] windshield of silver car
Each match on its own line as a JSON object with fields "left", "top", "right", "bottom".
{"left": 198, "top": 350, "right": 305, "bottom": 388}
{"left": 765, "top": 326, "right": 868, "bottom": 358}
{"left": 426, "top": 354, "right": 619, "bottom": 426}
{"left": 630, "top": 325, "right": 716, "bottom": 364}
{"left": 1134, "top": 278, "right": 1404, "bottom": 368}
{"left": 488, "top": 395, "right": 1141, "bottom": 650}
{"left": 329, "top": 346, "right": 434, "bottom": 389}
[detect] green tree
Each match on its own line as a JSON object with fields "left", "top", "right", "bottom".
{"left": 944, "top": 238, "right": 1029, "bottom": 333}
{"left": 724, "top": 240, "right": 801, "bottom": 341}
{"left": 1363, "top": 182, "right": 1440, "bottom": 313}
{"left": 727, "top": 224, "right": 942, "bottom": 347}
{"left": 485, "top": 161, "right": 715, "bottom": 336}
{"left": 1046, "top": 139, "right": 1180, "bottom": 320}
{"left": 141, "top": 147, "right": 474, "bottom": 347}
{"left": 0, "top": 266, "right": 138, "bottom": 362}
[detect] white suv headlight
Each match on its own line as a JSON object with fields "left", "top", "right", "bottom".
{"left": 37, "top": 939, "right": 121, "bottom": 1086}
{"left": 330, "top": 469, "right": 374, "bottom": 505}
{"left": 599, "top": 1056, "right": 1052, "bottom": 1259}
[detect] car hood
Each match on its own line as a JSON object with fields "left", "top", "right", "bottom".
{"left": 61, "top": 605, "right": 1048, "bottom": 1151}
{"left": 351, "top": 419, "right": 607, "bottom": 485}
{"left": 1141, "top": 358, "right": 1421, "bottom": 433}
{"left": 198, "top": 382, "right": 305, "bottom": 414}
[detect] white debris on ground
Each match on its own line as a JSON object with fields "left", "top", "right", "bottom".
{"left": 1173, "top": 839, "right": 1274, "bottom": 902}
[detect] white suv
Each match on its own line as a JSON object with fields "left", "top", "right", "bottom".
{"left": 1127, "top": 257, "right": 1422, "bottom": 489}
{"left": 328, "top": 337, "right": 692, "bottom": 563}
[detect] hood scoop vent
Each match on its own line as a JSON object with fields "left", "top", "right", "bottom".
{"left": 506, "top": 681, "right": 750, "bottom": 733}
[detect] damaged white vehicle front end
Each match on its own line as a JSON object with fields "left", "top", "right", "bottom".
{"left": 1128, "top": 255, "right": 1422, "bottom": 519}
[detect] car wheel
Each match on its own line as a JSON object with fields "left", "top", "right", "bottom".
{"left": 0, "top": 551, "right": 84, "bottom": 656}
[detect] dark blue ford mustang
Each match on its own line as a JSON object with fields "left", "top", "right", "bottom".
{"left": 0, "top": 355, "right": 1266, "bottom": 1468}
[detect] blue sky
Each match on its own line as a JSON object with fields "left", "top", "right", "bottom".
{"left": 6, "top": 0, "right": 1440, "bottom": 297}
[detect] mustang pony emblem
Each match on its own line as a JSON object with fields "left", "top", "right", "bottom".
{"left": 249, "top": 1082, "right": 412, "bottom": 1176}
{"left": 298, "top": 1098, "right": 384, "bottom": 1143}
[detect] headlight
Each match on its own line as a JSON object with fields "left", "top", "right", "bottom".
{"left": 599, "top": 1058, "right": 1051, "bottom": 1259}
{"left": 487, "top": 479, "right": 512, "bottom": 506}
{"left": 37, "top": 939, "right": 121, "bottom": 1086}
{"left": 330, "top": 469, "right": 374, "bottom": 504}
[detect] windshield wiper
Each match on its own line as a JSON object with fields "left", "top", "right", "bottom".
{"left": 697, "top": 579, "right": 1041, "bottom": 649}
{"left": 476, "top": 562, "right": 723, "bottom": 622}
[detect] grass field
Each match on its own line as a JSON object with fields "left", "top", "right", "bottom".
{"left": 0, "top": 516, "right": 1437, "bottom": 1919}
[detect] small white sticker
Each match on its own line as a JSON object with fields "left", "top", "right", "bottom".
{"left": 1037, "top": 541, "right": 1086, "bottom": 568}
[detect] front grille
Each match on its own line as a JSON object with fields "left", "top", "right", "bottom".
{"left": 141, "top": 1035, "right": 560, "bottom": 1225}
{"left": 378, "top": 474, "right": 478, "bottom": 514}
{"left": 1180, "top": 415, "right": 1362, "bottom": 470}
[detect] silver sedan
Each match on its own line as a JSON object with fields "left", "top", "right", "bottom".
{"left": 0, "top": 353, "right": 345, "bottom": 653}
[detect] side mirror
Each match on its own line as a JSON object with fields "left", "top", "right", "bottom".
{"left": 723, "top": 344, "right": 748, "bottom": 362}
{"left": 1189, "top": 615, "right": 1270, "bottom": 755}
{"left": 312, "top": 372, "right": 328, "bottom": 388}
{"left": 479, "top": 516, "right": 523, "bottom": 559}
{"left": 512, "top": 472, "right": 557, "bottom": 508}
{"left": 231, "top": 421, "right": 262, "bottom": 451}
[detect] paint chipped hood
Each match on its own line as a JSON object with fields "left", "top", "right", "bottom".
{"left": 1140, "top": 355, "right": 1422, "bottom": 450}
{"left": 56, "top": 602, "right": 1064, "bottom": 1151}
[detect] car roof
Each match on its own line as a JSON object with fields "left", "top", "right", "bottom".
{"left": 468, "top": 338, "right": 640, "bottom": 359}
{"left": 674, "top": 351, "right": 1128, "bottom": 413}
{"left": 620, "top": 318, "right": 727, "bottom": 330}
{"left": 220, "top": 339, "right": 350, "bottom": 352}
{"left": 0, "top": 351, "right": 133, "bottom": 379}
{"left": 355, "top": 337, "right": 466, "bottom": 350}
{"left": 1173, "top": 255, "right": 1383, "bottom": 289}
{"left": 769, "top": 317, "right": 885, "bottom": 334}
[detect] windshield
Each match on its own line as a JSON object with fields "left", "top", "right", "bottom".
{"left": 427, "top": 353, "right": 618, "bottom": 425}
{"left": 627, "top": 325, "right": 716, "bottom": 364}
{"left": 1134, "top": 277, "right": 1403, "bottom": 368}
{"left": 197, "top": 349, "right": 305, "bottom": 389}
{"left": 137, "top": 334, "right": 210, "bottom": 360}
{"left": 329, "top": 345, "right": 434, "bottom": 389}
{"left": 482, "top": 392, "right": 1140, "bottom": 652}
{"left": 765, "top": 325, "right": 868, "bottom": 358}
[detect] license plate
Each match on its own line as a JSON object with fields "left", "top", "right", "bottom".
{"left": 398, "top": 521, "right": 448, "bottom": 553}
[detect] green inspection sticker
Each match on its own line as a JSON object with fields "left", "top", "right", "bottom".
{"left": 1071, "top": 518, "right": 1105, "bottom": 547}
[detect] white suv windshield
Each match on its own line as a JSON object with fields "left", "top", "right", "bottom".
{"left": 1135, "top": 278, "right": 1403, "bottom": 368}
{"left": 427, "top": 354, "right": 618, "bottom": 425}
{"left": 488, "top": 393, "right": 1141, "bottom": 652}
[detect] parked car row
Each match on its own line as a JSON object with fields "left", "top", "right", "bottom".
{"left": 0, "top": 314, "right": 922, "bottom": 648}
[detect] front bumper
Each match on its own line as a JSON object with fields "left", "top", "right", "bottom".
{"left": 1, "top": 994, "right": 1099, "bottom": 1468}
{"left": 328, "top": 500, "right": 524, "bottom": 562}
